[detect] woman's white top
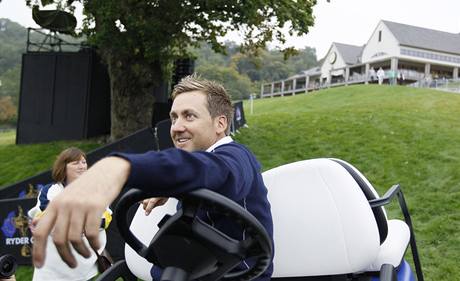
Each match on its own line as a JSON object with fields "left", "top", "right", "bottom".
{"left": 28, "top": 182, "right": 112, "bottom": 281}
{"left": 31, "top": 230, "right": 106, "bottom": 281}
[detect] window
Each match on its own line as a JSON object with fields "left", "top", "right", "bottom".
{"left": 378, "top": 31, "right": 382, "bottom": 42}
{"left": 401, "top": 48, "right": 460, "bottom": 63}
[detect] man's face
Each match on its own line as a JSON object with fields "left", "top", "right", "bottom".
{"left": 170, "top": 91, "right": 226, "bottom": 152}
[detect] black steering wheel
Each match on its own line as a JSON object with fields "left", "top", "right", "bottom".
{"left": 115, "top": 188, "right": 273, "bottom": 281}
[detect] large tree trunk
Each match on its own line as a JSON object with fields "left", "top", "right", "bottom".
{"left": 105, "top": 55, "right": 162, "bottom": 140}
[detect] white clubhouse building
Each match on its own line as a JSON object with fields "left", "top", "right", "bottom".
{"left": 261, "top": 20, "right": 460, "bottom": 97}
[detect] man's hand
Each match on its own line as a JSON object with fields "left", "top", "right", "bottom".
{"left": 32, "top": 157, "right": 131, "bottom": 269}
{"left": 142, "top": 197, "right": 169, "bottom": 216}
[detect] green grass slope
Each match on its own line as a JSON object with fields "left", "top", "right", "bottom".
{"left": 0, "top": 130, "right": 15, "bottom": 146}
{"left": 235, "top": 84, "right": 460, "bottom": 280}
{"left": 1, "top": 84, "right": 459, "bottom": 280}
{"left": 0, "top": 138, "right": 100, "bottom": 188}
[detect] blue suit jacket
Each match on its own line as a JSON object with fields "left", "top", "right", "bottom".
{"left": 114, "top": 141, "right": 274, "bottom": 280}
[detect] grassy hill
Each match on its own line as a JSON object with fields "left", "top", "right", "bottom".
{"left": 0, "top": 135, "right": 100, "bottom": 188}
{"left": 236, "top": 84, "right": 459, "bottom": 280}
{"left": 1, "top": 84, "right": 459, "bottom": 280}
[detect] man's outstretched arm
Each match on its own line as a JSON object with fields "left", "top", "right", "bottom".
{"left": 32, "top": 157, "right": 131, "bottom": 268}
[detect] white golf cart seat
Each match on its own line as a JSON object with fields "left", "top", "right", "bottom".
{"left": 97, "top": 158, "right": 423, "bottom": 281}
{"left": 123, "top": 198, "right": 179, "bottom": 280}
{"left": 263, "top": 158, "right": 423, "bottom": 280}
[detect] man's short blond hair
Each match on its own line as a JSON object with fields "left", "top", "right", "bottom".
{"left": 172, "top": 75, "right": 234, "bottom": 134}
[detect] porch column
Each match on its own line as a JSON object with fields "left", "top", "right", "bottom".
{"left": 260, "top": 83, "right": 264, "bottom": 98}
{"left": 292, "top": 79, "right": 297, "bottom": 95}
{"left": 391, "top": 58, "right": 398, "bottom": 71}
{"left": 281, "top": 80, "right": 285, "bottom": 97}
{"left": 390, "top": 58, "right": 399, "bottom": 85}
{"left": 424, "top": 63, "right": 431, "bottom": 76}
{"left": 305, "top": 76, "right": 310, "bottom": 93}
{"left": 453, "top": 67, "right": 459, "bottom": 80}
{"left": 345, "top": 67, "right": 350, "bottom": 86}
{"left": 270, "top": 82, "right": 274, "bottom": 98}
{"left": 365, "top": 63, "right": 370, "bottom": 84}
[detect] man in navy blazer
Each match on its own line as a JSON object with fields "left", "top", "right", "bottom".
{"left": 32, "top": 75, "right": 274, "bottom": 280}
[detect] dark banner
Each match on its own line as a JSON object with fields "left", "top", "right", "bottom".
{"left": 231, "top": 101, "right": 246, "bottom": 134}
{"left": 0, "top": 172, "right": 50, "bottom": 200}
{"left": 0, "top": 198, "right": 36, "bottom": 265}
{"left": 85, "top": 127, "right": 156, "bottom": 164}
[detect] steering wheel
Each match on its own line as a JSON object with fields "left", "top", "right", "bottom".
{"left": 115, "top": 188, "right": 273, "bottom": 281}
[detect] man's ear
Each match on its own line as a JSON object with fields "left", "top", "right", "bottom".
{"left": 215, "top": 115, "right": 228, "bottom": 135}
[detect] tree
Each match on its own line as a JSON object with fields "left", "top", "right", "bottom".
{"left": 197, "top": 64, "right": 255, "bottom": 100}
{"left": 194, "top": 42, "right": 228, "bottom": 69}
{"left": 29, "top": 0, "right": 317, "bottom": 140}
{"left": 230, "top": 47, "right": 318, "bottom": 82}
{"left": 0, "top": 96, "right": 16, "bottom": 124}
{"left": 0, "top": 65, "right": 21, "bottom": 104}
{"left": 0, "top": 19, "right": 27, "bottom": 77}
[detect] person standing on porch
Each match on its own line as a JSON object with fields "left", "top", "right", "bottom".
{"left": 377, "top": 67, "right": 385, "bottom": 85}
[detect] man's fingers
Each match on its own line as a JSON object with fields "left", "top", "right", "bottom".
{"left": 68, "top": 210, "right": 91, "bottom": 259}
{"left": 142, "top": 199, "right": 150, "bottom": 211}
{"left": 84, "top": 211, "right": 102, "bottom": 252}
{"left": 158, "top": 198, "right": 168, "bottom": 206}
{"left": 143, "top": 198, "right": 169, "bottom": 215}
{"left": 54, "top": 239, "right": 77, "bottom": 268}
{"left": 51, "top": 205, "right": 77, "bottom": 268}
{"left": 144, "top": 199, "right": 157, "bottom": 215}
{"left": 32, "top": 209, "right": 57, "bottom": 268}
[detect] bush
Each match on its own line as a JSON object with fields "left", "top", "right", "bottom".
{"left": 0, "top": 96, "right": 17, "bottom": 124}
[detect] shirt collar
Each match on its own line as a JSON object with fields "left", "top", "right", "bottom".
{"left": 206, "top": 136, "right": 233, "bottom": 152}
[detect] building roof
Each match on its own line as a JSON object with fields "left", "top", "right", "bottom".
{"left": 334, "top": 42, "right": 364, "bottom": 64}
{"left": 302, "top": 66, "right": 321, "bottom": 76}
{"left": 383, "top": 20, "right": 460, "bottom": 55}
{"left": 285, "top": 66, "right": 321, "bottom": 80}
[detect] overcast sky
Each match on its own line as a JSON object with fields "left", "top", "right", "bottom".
{"left": 1, "top": 0, "right": 459, "bottom": 59}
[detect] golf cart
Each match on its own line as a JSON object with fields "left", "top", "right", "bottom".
{"left": 96, "top": 158, "right": 424, "bottom": 281}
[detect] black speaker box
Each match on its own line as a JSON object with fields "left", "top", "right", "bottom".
{"left": 16, "top": 50, "right": 111, "bottom": 144}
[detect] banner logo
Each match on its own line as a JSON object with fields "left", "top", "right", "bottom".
{"left": 1, "top": 212, "right": 16, "bottom": 238}
{"left": 1, "top": 206, "right": 32, "bottom": 257}
{"left": 235, "top": 107, "right": 242, "bottom": 122}
{"left": 18, "top": 184, "right": 40, "bottom": 199}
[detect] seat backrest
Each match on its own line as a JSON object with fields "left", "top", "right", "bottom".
{"left": 263, "top": 158, "right": 380, "bottom": 277}
{"left": 330, "top": 158, "right": 388, "bottom": 244}
{"left": 124, "top": 199, "right": 179, "bottom": 281}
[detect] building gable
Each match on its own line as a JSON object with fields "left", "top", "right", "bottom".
{"left": 362, "top": 20, "right": 400, "bottom": 63}
{"left": 321, "top": 43, "right": 347, "bottom": 79}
